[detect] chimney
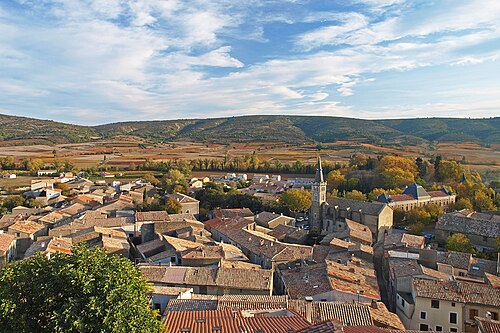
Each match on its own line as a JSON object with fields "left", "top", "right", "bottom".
{"left": 371, "top": 300, "right": 378, "bottom": 309}
{"left": 305, "top": 297, "right": 313, "bottom": 323}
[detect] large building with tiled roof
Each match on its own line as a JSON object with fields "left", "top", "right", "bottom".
{"left": 397, "top": 277, "right": 500, "bottom": 332}
{"left": 139, "top": 264, "right": 273, "bottom": 296}
{"left": 163, "top": 308, "right": 311, "bottom": 333}
{"left": 377, "top": 183, "right": 456, "bottom": 212}
{"left": 436, "top": 210, "right": 500, "bottom": 253}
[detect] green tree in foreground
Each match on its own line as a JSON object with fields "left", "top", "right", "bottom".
{"left": 446, "top": 233, "right": 475, "bottom": 254}
{"left": 0, "top": 244, "right": 161, "bottom": 333}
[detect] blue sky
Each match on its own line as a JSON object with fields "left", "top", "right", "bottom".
{"left": 0, "top": 0, "right": 499, "bottom": 125}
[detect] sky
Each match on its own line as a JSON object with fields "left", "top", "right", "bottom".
{"left": 0, "top": 0, "right": 499, "bottom": 125}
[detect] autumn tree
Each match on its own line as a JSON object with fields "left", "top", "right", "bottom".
{"left": 377, "top": 156, "right": 418, "bottom": 189}
{"left": 446, "top": 233, "right": 475, "bottom": 254}
{"left": 345, "top": 190, "right": 367, "bottom": 201}
{"left": 162, "top": 169, "right": 189, "bottom": 194}
{"left": 326, "top": 170, "right": 346, "bottom": 192}
{"left": 0, "top": 244, "right": 161, "bottom": 333}
{"left": 142, "top": 173, "right": 161, "bottom": 187}
{"left": 165, "top": 197, "right": 182, "bottom": 214}
{"left": 279, "top": 189, "right": 312, "bottom": 213}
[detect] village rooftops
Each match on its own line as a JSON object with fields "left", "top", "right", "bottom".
{"left": 294, "top": 319, "right": 343, "bottom": 333}
{"left": 413, "top": 278, "right": 500, "bottom": 307}
{"left": 346, "top": 219, "right": 373, "bottom": 244}
{"left": 436, "top": 210, "right": 500, "bottom": 238}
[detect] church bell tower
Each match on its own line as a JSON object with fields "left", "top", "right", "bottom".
{"left": 310, "top": 156, "right": 326, "bottom": 234}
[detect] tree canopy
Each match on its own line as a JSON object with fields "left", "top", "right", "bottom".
{"left": 446, "top": 233, "right": 475, "bottom": 254}
{"left": 0, "top": 244, "right": 161, "bottom": 333}
{"left": 279, "top": 189, "right": 312, "bottom": 212}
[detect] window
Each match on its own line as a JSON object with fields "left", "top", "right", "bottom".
{"left": 450, "top": 328, "right": 458, "bottom": 332}
{"left": 470, "top": 309, "right": 479, "bottom": 320}
{"left": 431, "top": 300, "right": 440, "bottom": 309}
{"left": 451, "top": 302, "right": 456, "bottom": 307}
{"left": 450, "top": 312, "right": 458, "bottom": 324}
{"left": 15, "top": 232, "right": 21, "bottom": 237}
{"left": 419, "top": 324, "right": 429, "bottom": 331}
{"left": 401, "top": 298, "right": 406, "bottom": 307}
{"left": 492, "top": 312, "right": 499, "bottom": 320}
{"left": 436, "top": 326, "right": 443, "bottom": 331}
{"left": 483, "top": 236, "right": 488, "bottom": 242}
{"left": 459, "top": 271, "right": 465, "bottom": 277}
{"left": 420, "top": 311, "right": 427, "bottom": 320}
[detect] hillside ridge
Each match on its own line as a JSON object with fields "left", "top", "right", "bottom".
{"left": 0, "top": 113, "right": 498, "bottom": 145}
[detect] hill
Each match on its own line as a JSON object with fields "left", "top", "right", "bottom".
{"left": 0, "top": 113, "right": 498, "bottom": 146}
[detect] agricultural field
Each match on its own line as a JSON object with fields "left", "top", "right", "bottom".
{"left": 0, "top": 136, "right": 498, "bottom": 181}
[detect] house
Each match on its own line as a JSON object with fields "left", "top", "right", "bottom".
{"left": 99, "top": 171, "right": 115, "bottom": 178}
{"left": 1, "top": 173, "right": 17, "bottom": 179}
{"left": 397, "top": 277, "right": 500, "bottom": 332}
{"left": 254, "top": 211, "right": 295, "bottom": 229}
{"left": 0, "top": 233, "right": 16, "bottom": 267}
{"left": 377, "top": 183, "right": 456, "bottom": 211}
{"left": 436, "top": 210, "right": 500, "bottom": 253}
{"left": 139, "top": 265, "right": 274, "bottom": 296}
{"left": 165, "top": 192, "right": 200, "bottom": 216}
{"left": 331, "top": 219, "right": 373, "bottom": 246}
{"left": 37, "top": 169, "right": 57, "bottom": 176}
{"left": 7, "top": 220, "right": 48, "bottom": 256}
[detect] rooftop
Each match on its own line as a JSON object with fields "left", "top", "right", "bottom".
{"left": 413, "top": 278, "right": 500, "bottom": 307}
{"left": 436, "top": 210, "right": 500, "bottom": 238}
{"left": 327, "top": 197, "right": 387, "bottom": 216}
{"left": 8, "top": 220, "right": 45, "bottom": 235}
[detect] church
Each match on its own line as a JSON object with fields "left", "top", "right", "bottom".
{"left": 309, "top": 156, "right": 394, "bottom": 242}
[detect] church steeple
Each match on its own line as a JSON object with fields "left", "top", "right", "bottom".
{"left": 314, "top": 155, "right": 324, "bottom": 183}
{"left": 310, "top": 155, "right": 327, "bottom": 235}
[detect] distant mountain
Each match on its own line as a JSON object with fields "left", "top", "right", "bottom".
{"left": 0, "top": 113, "right": 498, "bottom": 146}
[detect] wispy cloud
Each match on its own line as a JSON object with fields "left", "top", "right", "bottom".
{"left": 0, "top": 0, "right": 499, "bottom": 124}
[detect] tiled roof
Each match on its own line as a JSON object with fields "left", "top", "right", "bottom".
{"left": 437, "top": 251, "right": 471, "bottom": 270}
{"left": 217, "top": 295, "right": 289, "bottom": 310}
{"left": 343, "top": 326, "right": 388, "bottom": 333}
{"left": 364, "top": 301, "right": 405, "bottom": 330}
{"left": 327, "top": 197, "right": 387, "bottom": 216}
{"left": 413, "top": 278, "right": 500, "bottom": 306}
{"left": 436, "top": 210, "right": 500, "bottom": 238}
{"left": 385, "top": 194, "right": 415, "bottom": 202}
{"left": 166, "top": 192, "right": 199, "bottom": 204}
{"left": 475, "top": 317, "right": 500, "bottom": 333}
{"left": 346, "top": 219, "right": 372, "bottom": 244}
{"left": 166, "top": 300, "right": 218, "bottom": 312}
{"left": 403, "top": 183, "right": 430, "bottom": 199}
{"left": 485, "top": 272, "right": 500, "bottom": 288}
{"left": 214, "top": 208, "right": 254, "bottom": 219}
{"left": 255, "top": 212, "right": 284, "bottom": 224}
{"left": 204, "top": 217, "right": 252, "bottom": 233}
{"left": 139, "top": 265, "right": 272, "bottom": 291}
{"left": 420, "top": 265, "right": 452, "bottom": 281}
{"left": 0, "top": 233, "right": 15, "bottom": 253}
{"left": 288, "top": 300, "right": 373, "bottom": 326}
{"left": 293, "top": 319, "right": 343, "bottom": 333}
{"left": 389, "top": 258, "right": 423, "bottom": 278}
{"left": 136, "top": 211, "right": 170, "bottom": 222}
{"left": 150, "top": 286, "right": 191, "bottom": 296}
{"left": 164, "top": 309, "right": 309, "bottom": 333}
{"left": 401, "top": 234, "right": 425, "bottom": 249}
{"left": 8, "top": 221, "right": 45, "bottom": 235}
